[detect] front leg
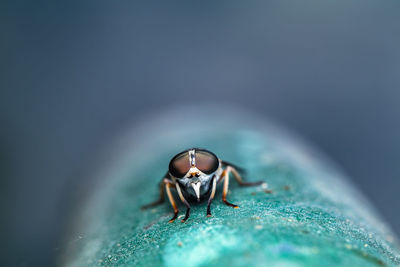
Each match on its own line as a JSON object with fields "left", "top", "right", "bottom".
{"left": 207, "top": 175, "right": 217, "bottom": 217}
{"left": 175, "top": 183, "right": 191, "bottom": 223}
{"left": 221, "top": 167, "right": 239, "bottom": 208}
{"left": 164, "top": 179, "right": 179, "bottom": 223}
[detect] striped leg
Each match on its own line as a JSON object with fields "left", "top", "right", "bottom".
{"left": 165, "top": 180, "right": 179, "bottom": 223}
{"left": 221, "top": 167, "right": 239, "bottom": 208}
{"left": 175, "top": 183, "right": 191, "bottom": 223}
{"left": 207, "top": 175, "right": 217, "bottom": 217}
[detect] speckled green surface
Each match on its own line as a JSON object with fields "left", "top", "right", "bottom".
{"left": 61, "top": 109, "right": 400, "bottom": 267}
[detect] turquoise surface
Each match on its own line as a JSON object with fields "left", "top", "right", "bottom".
{"left": 61, "top": 108, "right": 400, "bottom": 266}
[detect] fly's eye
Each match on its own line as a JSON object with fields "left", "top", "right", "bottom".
{"left": 195, "top": 150, "right": 219, "bottom": 174}
{"left": 169, "top": 152, "right": 190, "bottom": 178}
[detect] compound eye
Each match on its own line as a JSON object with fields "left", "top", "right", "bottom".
{"left": 169, "top": 152, "right": 190, "bottom": 178}
{"left": 195, "top": 150, "right": 219, "bottom": 174}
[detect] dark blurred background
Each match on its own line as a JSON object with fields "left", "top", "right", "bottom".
{"left": 1, "top": 1, "right": 400, "bottom": 266}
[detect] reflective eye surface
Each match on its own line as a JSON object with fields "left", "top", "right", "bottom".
{"left": 195, "top": 150, "right": 219, "bottom": 174}
{"left": 169, "top": 152, "right": 190, "bottom": 178}
{"left": 169, "top": 149, "right": 219, "bottom": 178}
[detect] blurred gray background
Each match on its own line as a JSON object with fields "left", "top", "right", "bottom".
{"left": 1, "top": 1, "right": 400, "bottom": 266}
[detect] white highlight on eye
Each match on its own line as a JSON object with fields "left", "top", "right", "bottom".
{"left": 188, "top": 149, "right": 196, "bottom": 166}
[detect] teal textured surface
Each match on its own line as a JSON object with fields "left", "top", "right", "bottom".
{"left": 62, "top": 108, "right": 400, "bottom": 266}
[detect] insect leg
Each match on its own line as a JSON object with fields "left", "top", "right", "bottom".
{"left": 207, "top": 175, "right": 217, "bottom": 217}
{"left": 141, "top": 180, "right": 165, "bottom": 210}
{"left": 175, "top": 183, "right": 191, "bottom": 223}
{"left": 165, "top": 180, "right": 179, "bottom": 223}
{"left": 230, "top": 166, "right": 265, "bottom": 187}
{"left": 221, "top": 160, "right": 247, "bottom": 175}
{"left": 222, "top": 167, "right": 239, "bottom": 208}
